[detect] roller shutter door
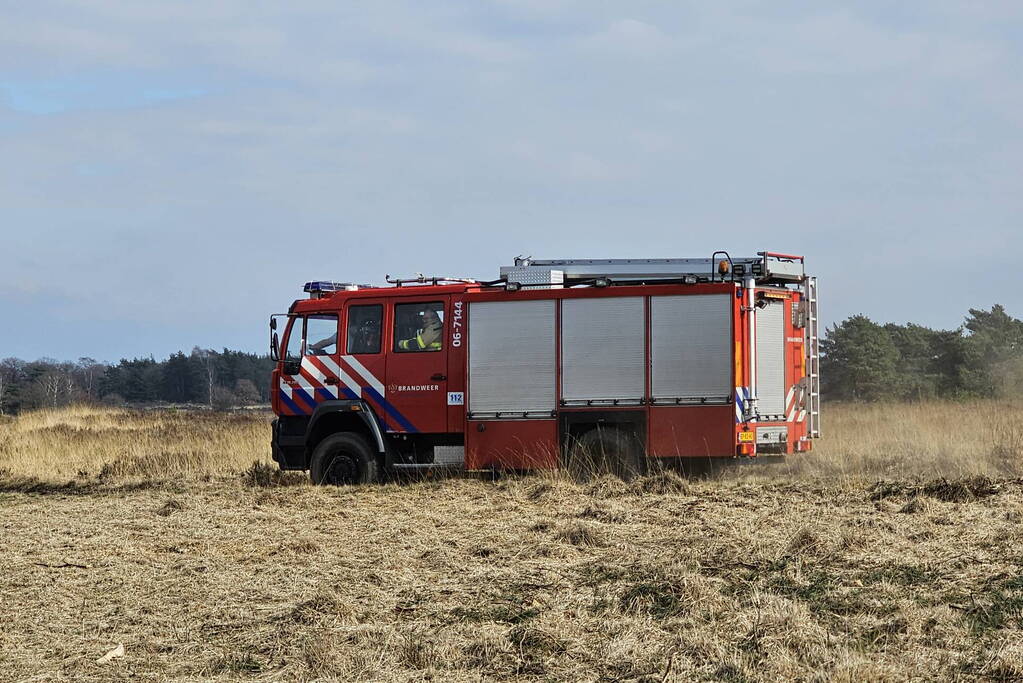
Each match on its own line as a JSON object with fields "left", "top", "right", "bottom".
{"left": 468, "top": 300, "right": 556, "bottom": 416}
{"left": 755, "top": 301, "right": 786, "bottom": 418}
{"left": 650, "top": 294, "right": 731, "bottom": 403}
{"left": 561, "top": 297, "right": 644, "bottom": 404}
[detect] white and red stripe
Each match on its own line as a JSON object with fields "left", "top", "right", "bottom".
{"left": 343, "top": 355, "right": 385, "bottom": 395}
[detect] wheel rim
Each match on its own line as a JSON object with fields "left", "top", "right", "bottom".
{"left": 323, "top": 451, "right": 359, "bottom": 485}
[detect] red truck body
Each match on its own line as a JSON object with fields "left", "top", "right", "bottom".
{"left": 270, "top": 253, "right": 820, "bottom": 481}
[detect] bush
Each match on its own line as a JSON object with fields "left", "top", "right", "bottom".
{"left": 210, "top": 386, "right": 237, "bottom": 411}
{"left": 234, "top": 379, "right": 261, "bottom": 405}
{"left": 242, "top": 461, "right": 307, "bottom": 487}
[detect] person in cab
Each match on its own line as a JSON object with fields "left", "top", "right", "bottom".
{"left": 398, "top": 307, "right": 443, "bottom": 351}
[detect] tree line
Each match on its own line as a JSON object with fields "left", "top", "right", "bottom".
{"left": 2, "top": 303, "right": 1017, "bottom": 413}
{"left": 0, "top": 348, "right": 275, "bottom": 414}
{"left": 821, "top": 305, "right": 1023, "bottom": 401}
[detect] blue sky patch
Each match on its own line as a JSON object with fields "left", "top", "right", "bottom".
{"left": 0, "top": 75, "right": 208, "bottom": 115}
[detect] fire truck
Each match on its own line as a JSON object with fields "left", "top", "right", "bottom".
{"left": 269, "top": 252, "right": 821, "bottom": 484}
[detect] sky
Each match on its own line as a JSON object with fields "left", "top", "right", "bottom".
{"left": 2, "top": 1, "right": 1021, "bottom": 362}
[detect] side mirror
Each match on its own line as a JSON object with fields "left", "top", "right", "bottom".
{"left": 269, "top": 314, "right": 288, "bottom": 360}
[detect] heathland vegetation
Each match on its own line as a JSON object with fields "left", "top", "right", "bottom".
{"left": 3, "top": 304, "right": 1022, "bottom": 678}
{"left": 2, "top": 402, "right": 1023, "bottom": 679}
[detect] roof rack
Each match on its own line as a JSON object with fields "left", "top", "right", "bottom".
{"left": 385, "top": 274, "right": 478, "bottom": 287}
{"left": 499, "top": 251, "right": 804, "bottom": 288}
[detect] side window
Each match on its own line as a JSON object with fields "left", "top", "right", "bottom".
{"left": 394, "top": 302, "right": 444, "bottom": 353}
{"left": 347, "top": 305, "right": 383, "bottom": 355}
{"left": 305, "top": 314, "right": 339, "bottom": 356}
{"left": 284, "top": 317, "right": 303, "bottom": 361}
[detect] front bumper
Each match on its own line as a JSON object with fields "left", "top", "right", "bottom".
{"left": 271, "top": 418, "right": 308, "bottom": 470}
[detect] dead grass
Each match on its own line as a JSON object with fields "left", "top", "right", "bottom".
{"left": 1, "top": 401, "right": 1023, "bottom": 680}
{"left": 0, "top": 404, "right": 270, "bottom": 482}
{"left": 748, "top": 399, "right": 1023, "bottom": 481}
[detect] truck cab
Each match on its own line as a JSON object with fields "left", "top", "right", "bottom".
{"left": 270, "top": 281, "right": 472, "bottom": 484}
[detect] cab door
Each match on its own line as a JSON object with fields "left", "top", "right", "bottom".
{"left": 384, "top": 297, "right": 449, "bottom": 433}
{"left": 279, "top": 313, "right": 341, "bottom": 415}
{"left": 338, "top": 298, "right": 387, "bottom": 404}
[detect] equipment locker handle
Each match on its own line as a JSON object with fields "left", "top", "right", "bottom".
{"left": 431, "top": 373, "right": 447, "bottom": 381}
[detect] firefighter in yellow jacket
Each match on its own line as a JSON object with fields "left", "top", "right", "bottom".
{"left": 398, "top": 308, "right": 443, "bottom": 351}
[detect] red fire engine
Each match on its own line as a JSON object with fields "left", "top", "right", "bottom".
{"left": 269, "top": 252, "right": 821, "bottom": 484}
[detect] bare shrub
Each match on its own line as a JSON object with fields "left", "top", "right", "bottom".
{"left": 288, "top": 586, "right": 355, "bottom": 626}
{"left": 210, "top": 386, "right": 237, "bottom": 411}
{"left": 630, "top": 469, "right": 691, "bottom": 495}
{"left": 922, "top": 476, "right": 1000, "bottom": 502}
{"left": 585, "top": 475, "right": 630, "bottom": 498}
{"left": 576, "top": 503, "right": 627, "bottom": 523}
{"left": 618, "top": 570, "right": 706, "bottom": 620}
{"left": 507, "top": 624, "right": 567, "bottom": 663}
{"left": 156, "top": 498, "right": 185, "bottom": 516}
{"left": 285, "top": 539, "right": 320, "bottom": 554}
{"left": 398, "top": 628, "right": 438, "bottom": 670}
{"left": 899, "top": 497, "right": 929, "bottom": 514}
{"left": 554, "top": 522, "right": 605, "bottom": 547}
{"left": 233, "top": 379, "right": 261, "bottom": 405}
{"left": 242, "top": 461, "right": 307, "bottom": 487}
{"left": 784, "top": 526, "right": 831, "bottom": 558}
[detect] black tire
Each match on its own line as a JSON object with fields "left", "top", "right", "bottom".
{"left": 309, "top": 432, "right": 378, "bottom": 486}
{"left": 566, "top": 427, "right": 646, "bottom": 482}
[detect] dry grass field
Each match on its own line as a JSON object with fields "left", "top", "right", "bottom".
{"left": 2, "top": 401, "right": 1023, "bottom": 681}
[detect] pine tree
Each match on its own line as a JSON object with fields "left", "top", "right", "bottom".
{"left": 821, "top": 316, "right": 900, "bottom": 401}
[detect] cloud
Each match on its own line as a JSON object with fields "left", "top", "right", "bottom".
{"left": 728, "top": 9, "right": 1002, "bottom": 77}
{"left": 582, "top": 19, "right": 672, "bottom": 57}
{"left": 1, "top": 1, "right": 1021, "bottom": 359}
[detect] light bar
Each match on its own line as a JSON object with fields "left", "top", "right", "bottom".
{"left": 303, "top": 281, "right": 363, "bottom": 294}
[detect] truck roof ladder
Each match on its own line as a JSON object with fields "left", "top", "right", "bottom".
{"left": 804, "top": 276, "right": 822, "bottom": 438}
{"left": 501, "top": 252, "right": 805, "bottom": 286}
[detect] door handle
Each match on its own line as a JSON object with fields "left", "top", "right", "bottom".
{"left": 431, "top": 373, "right": 447, "bottom": 381}
{"left": 324, "top": 377, "right": 339, "bottom": 385}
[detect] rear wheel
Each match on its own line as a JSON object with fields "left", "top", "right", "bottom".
{"left": 310, "top": 433, "right": 378, "bottom": 485}
{"left": 566, "top": 427, "right": 645, "bottom": 482}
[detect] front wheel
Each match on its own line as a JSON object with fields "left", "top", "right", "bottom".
{"left": 309, "top": 433, "right": 378, "bottom": 485}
